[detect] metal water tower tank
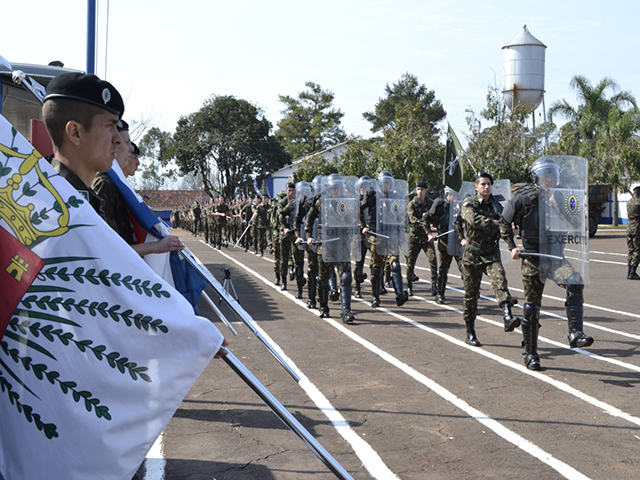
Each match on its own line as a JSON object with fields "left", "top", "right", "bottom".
{"left": 502, "top": 25, "right": 546, "bottom": 111}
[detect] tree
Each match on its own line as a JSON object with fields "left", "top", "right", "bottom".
{"left": 172, "top": 95, "right": 291, "bottom": 199}
{"left": 549, "top": 75, "right": 640, "bottom": 224}
{"left": 464, "top": 86, "right": 534, "bottom": 185}
{"left": 136, "top": 127, "right": 177, "bottom": 190}
{"left": 363, "top": 72, "right": 446, "bottom": 134}
{"left": 276, "top": 82, "right": 347, "bottom": 159}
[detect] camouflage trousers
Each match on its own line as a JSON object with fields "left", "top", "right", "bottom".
{"left": 628, "top": 232, "right": 640, "bottom": 267}
{"left": 308, "top": 249, "right": 319, "bottom": 273}
{"left": 369, "top": 241, "right": 399, "bottom": 270}
{"left": 521, "top": 256, "right": 576, "bottom": 306}
{"left": 319, "top": 260, "right": 351, "bottom": 281}
{"left": 406, "top": 236, "right": 437, "bottom": 280}
{"left": 273, "top": 237, "right": 281, "bottom": 275}
{"left": 214, "top": 221, "right": 227, "bottom": 245}
{"left": 281, "top": 236, "right": 303, "bottom": 281}
{"left": 463, "top": 260, "right": 512, "bottom": 322}
{"left": 252, "top": 225, "right": 267, "bottom": 251}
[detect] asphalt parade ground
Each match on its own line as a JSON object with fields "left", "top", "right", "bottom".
{"left": 140, "top": 230, "right": 639, "bottom": 480}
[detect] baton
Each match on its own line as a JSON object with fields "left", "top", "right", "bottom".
{"left": 180, "top": 247, "right": 300, "bottom": 382}
{"left": 433, "top": 228, "right": 455, "bottom": 240}
{"left": 223, "top": 352, "right": 353, "bottom": 480}
{"left": 366, "top": 231, "right": 390, "bottom": 239}
{"left": 234, "top": 211, "right": 257, "bottom": 247}
{"left": 310, "top": 237, "right": 341, "bottom": 245}
{"left": 517, "top": 252, "right": 565, "bottom": 261}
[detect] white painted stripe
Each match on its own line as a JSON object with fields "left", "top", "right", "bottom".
{"left": 590, "top": 250, "right": 627, "bottom": 257}
{"left": 199, "top": 243, "right": 400, "bottom": 480}
{"left": 211, "top": 244, "right": 594, "bottom": 479}
{"left": 143, "top": 433, "right": 165, "bottom": 480}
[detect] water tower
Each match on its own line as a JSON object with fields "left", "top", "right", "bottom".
{"left": 502, "top": 25, "right": 548, "bottom": 151}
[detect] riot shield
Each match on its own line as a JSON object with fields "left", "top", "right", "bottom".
{"left": 376, "top": 179, "right": 409, "bottom": 256}
{"left": 320, "top": 175, "right": 361, "bottom": 262}
{"left": 448, "top": 181, "right": 475, "bottom": 256}
{"left": 295, "top": 182, "right": 311, "bottom": 250}
{"left": 539, "top": 156, "right": 589, "bottom": 285}
{"left": 491, "top": 179, "right": 512, "bottom": 263}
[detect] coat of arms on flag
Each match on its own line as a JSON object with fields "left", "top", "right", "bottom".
{"left": 0, "top": 116, "right": 224, "bottom": 479}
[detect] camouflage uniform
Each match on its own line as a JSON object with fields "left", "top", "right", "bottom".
{"left": 295, "top": 192, "right": 320, "bottom": 308}
{"left": 459, "top": 192, "right": 516, "bottom": 345}
{"left": 406, "top": 194, "right": 438, "bottom": 295}
{"left": 253, "top": 200, "right": 269, "bottom": 256}
{"left": 269, "top": 195, "right": 284, "bottom": 284}
{"left": 429, "top": 196, "right": 463, "bottom": 304}
{"left": 627, "top": 193, "right": 640, "bottom": 274}
{"left": 306, "top": 195, "right": 354, "bottom": 322}
{"left": 501, "top": 182, "right": 593, "bottom": 370}
{"left": 279, "top": 196, "right": 304, "bottom": 292}
{"left": 215, "top": 200, "right": 229, "bottom": 248}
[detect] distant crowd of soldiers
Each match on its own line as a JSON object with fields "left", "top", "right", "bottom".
{"left": 171, "top": 159, "right": 598, "bottom": 371}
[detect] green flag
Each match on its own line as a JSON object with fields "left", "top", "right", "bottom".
{"left": 444, "top": 123, "right": 463, "bottom": 191}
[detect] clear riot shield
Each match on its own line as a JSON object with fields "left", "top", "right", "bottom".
{"left": 321, "top": 176, "right": 361, "bottom": 263}
{"left": 448, "top": 181, "right": 475, "bottom": 256}
{"left": 491, "top": 179, "right": 512, "bottom": 264}
{"left": 376, "top": 179, "right": 409, "bottom": 256}
{"left": 539, "top": 156, "right": 589, "bottom": 285}
{"left": 295, "top": 182, "right": 311, "bottom": 250}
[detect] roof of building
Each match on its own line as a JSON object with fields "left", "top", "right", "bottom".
{"left": 136, "top": 190, "right": 209, "bottom": 211}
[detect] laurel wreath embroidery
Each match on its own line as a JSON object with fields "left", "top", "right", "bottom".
{"left": 0, "top": 129, "right": 173, "bottom": 441}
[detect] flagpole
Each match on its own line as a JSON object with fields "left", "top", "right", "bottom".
{"left": 223, "top": 351, "right": 354, "bottom": 480}
{"left": 180, "top": 246, "right": 301, "bottom": 382}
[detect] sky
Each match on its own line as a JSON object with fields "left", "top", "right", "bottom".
{"left": 4, "top": 0, "right": 640, "bottom": 149}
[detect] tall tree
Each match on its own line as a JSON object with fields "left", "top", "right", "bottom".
{"left": 172, "top": 95, "right": 291, "bottom": 199}
{"left": 363, "top": 72, "right": 446, "bottom": 134}
{"left": 136, "top": 127, "right": 177, "bottom": 190}
{"left": 276, "top": 82, "right": 347, "bottom": 159}
{"left": 464, "top": 86, "right": 534, "bottom": 184}
{"left": 548, "top": 75, "right": 639, "bottom": 224}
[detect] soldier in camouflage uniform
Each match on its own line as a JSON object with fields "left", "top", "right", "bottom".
{"left": 501, "top": 157, "right": 594, "bottom": 370}
{"left": 296, "top": 178, "right": 321, "bottom": 308}
{"left": 252, "top": 194, "right": 269, "bottom": 256}
{"left": 279, "top": 183, "right": 303, "bottom": 292}
{"left": 429, "top": 187, "right": 464, "bottom": 304}
{"left": 269, "top": 193, "right": 285, "bottom": 284}
{"left": 458, "top": 172, "right": 520, "bottom": 347}
{"left": 627, "top": 186, "right": 640, "bottom": 280}
{"left": 406, "top": 180, "right": 438, "bottom": 296}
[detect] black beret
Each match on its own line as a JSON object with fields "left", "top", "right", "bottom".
{"left": 416, "top": 180, "right": 428, "bottom": 188}
{"left": 44, "top": 72, "right": 124, "bottom": 117}
{"left": 131, "top": 142, "right": 140, "bottom": 155}
{"left": 476, "top": 171, "right": 494, "bottom": 185}
{"left": 286, "top": 182, "right": 295, "bottom": 189}
{"left": 633, "top": 186, "right": 640, "bottom": 196}
{"left": 117, "top": 119, "right": 129, "bottom": 131}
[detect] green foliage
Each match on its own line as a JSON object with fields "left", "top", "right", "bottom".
{"left": 137, "top": 127, "right": 177, "bottom": 190}
{"left": 548, "top": 75, "right": 640, "bottom": 193}
{"left": 276, "top": 82, "right": 347, "bottom": 159}
{"left": 464, "top": 86, "right": 534, "bottom": 184}
{"left": 173, "top": 95, "right": 291, "bottom": 198}
{"left": 363, "top": 72, "right": 446, "bottom": 135}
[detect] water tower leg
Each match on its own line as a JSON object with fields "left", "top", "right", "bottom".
{"left": 542, "top": 95, "right": 549, "bottom": 150}
{"left": 532, "top": 110, "right": 537, "bottom": 156}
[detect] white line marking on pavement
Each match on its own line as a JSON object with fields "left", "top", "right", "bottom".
{"left": 209, "top": 245, "right": 620, "bottom": 479}
{"left": 143, "top": 435, "right": 165, "bottom": 480}
{"left": 200, "top": 243, "right": 400, "bottom": 480}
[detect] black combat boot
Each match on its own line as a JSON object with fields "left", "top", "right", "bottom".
{"left": 412, "top": 273, "right": 419, "bottom": 282}
{"left": 391, "top": 261, "right": 408, "bottom": 306}
{"left": 318, "top": 277, "right": 330, "bottom": 318}
{"left": 260, "top": 249, "right": 264, "bottom": 257}
{"left": 436, "top": 268, "right": 447, "bottom": 304}
{"left": 502, "top": 301, "right": 521, "bottom": 332}
{"left": 407, "top": 278, "right": 413, "bottom": 296}
{"left": 566, "top": 287, "right": 594, "bottom": 348}
{"left": 354, "top": 281, "right": 362, "bottom": 298}
{"left": 628, "top": 265, "right": 640, "bottom": 280}
{"left": 465, "top": 321, "right": 482, "bottom": 346}
{"left": 370, "top": 267, "right": 382, "bottom": 308}
{"left": 340, "top": 282, "right": 355, "bottom": 323}
{"left": 522, "top": 303, "right": 541, "bottom": 370}
{"left": 329, "top": 271, "right": 340, "bottom": 302}
{"left": 274, "top": 272, "right": 280, "bottom": 286}
{"left": 288, "top": 265, "right": 295, "bottom": 282}
{"left": 307, "top": 268, "right": 317, "bottom": 309}
{"left": 280, "top": 267, "right": 287, "bottom": 291}
{"left": 296, "top": 280, "right": 305, "bottom": 299}
{"left": 430, "top": 276, "right": 438, "bottom": 296}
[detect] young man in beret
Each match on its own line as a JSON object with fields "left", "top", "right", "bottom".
{"left": 43, "top": 72, "right": 183, "bottom": 255}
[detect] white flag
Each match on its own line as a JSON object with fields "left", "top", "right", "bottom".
{"left": 0, "top": 115, "right": 224, "bottom": 480}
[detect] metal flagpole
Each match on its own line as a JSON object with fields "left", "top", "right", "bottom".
{"left": 223, "top": 352, "right": 354, "bottom": 480}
